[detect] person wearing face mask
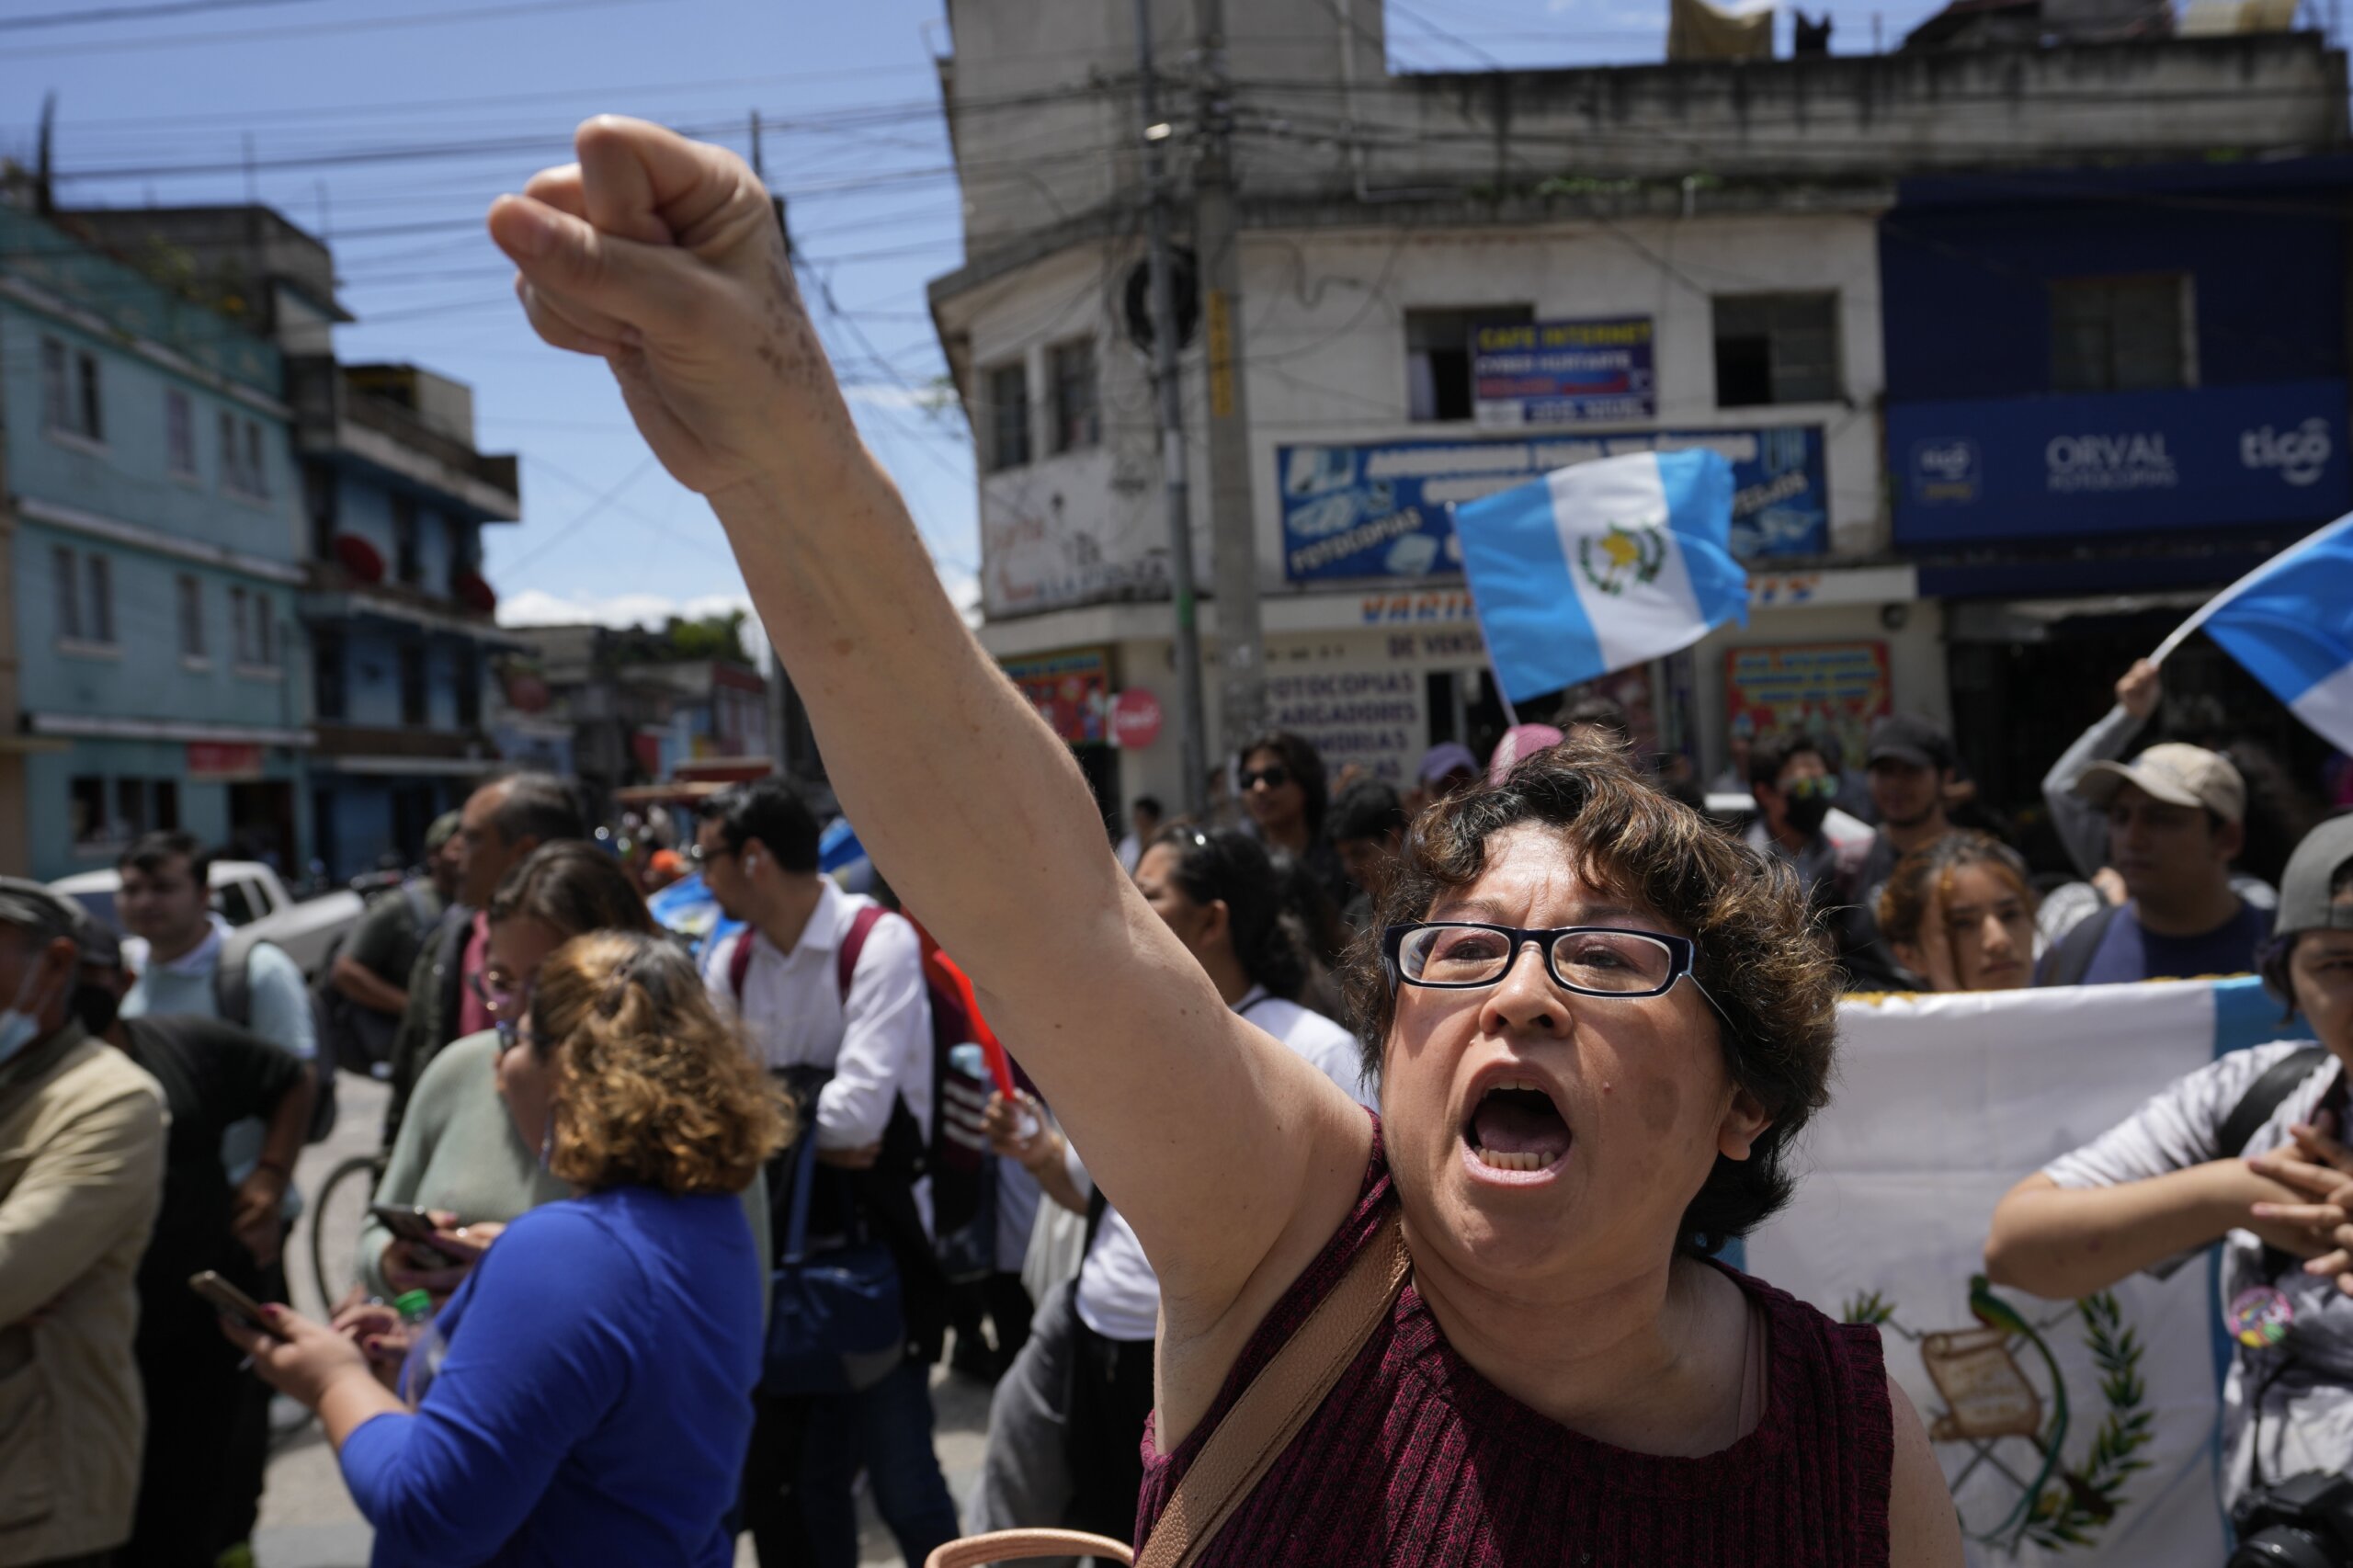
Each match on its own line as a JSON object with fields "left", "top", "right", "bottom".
{"left": 69, "top": 915, "right": 314, "bottom": 1567}
{"left": 0, "top": 879, "right": 166, "bottom": 1568}
{"left": 1745, "top": 732, "right": 1874, "bottom": 912}
{"left": 1874, "top": 835, "right": 2040, "bottom": 994}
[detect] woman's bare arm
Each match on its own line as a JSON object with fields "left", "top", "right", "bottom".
{"left": 486, "top": 118, "right": 1368, "bottom": 1326}
{"left": 1886, "top": 1377, "right": 1964, "bottom": 1568}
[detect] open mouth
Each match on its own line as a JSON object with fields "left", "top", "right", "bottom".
{"left": 1463, "top": 1078, "right": 1573, "bottom": 1174}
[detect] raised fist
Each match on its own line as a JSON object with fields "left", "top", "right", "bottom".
{"left": 488, "top": 117, "right": 861, "bottom": 498}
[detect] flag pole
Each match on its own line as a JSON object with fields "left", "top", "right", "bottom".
{"left": 2150, "top": 510, "right": 2353, "bottom": 665}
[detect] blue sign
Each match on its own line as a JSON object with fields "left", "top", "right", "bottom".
{"left": 1278, "top": 427, "right": 1827, "bottom": 583}
{"left": 1472, "top": 317, "right": 1655, "bottom": 426}
{"left": 1890, "top": 380, "right": 2351, "bottom": 547}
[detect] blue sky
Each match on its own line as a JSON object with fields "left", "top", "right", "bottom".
{"left": 0, "top": 0, "right": 1957, "bottom": 642}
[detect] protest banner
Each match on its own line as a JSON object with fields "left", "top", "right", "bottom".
{"left": 1745, "top": 976, "right": 2300, "bottom": 1565}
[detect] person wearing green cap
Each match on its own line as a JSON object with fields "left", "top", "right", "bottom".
{"left": 1987, "top": 814, "right": 2353, "bottom": 1513}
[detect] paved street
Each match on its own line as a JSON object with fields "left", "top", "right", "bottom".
{"left": 255, "top": 1076, "right": 995, "bottom": 1568}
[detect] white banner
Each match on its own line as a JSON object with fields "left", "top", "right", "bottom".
{"left": 1747, "top": 978, "right": 2296, "bottom": 1565}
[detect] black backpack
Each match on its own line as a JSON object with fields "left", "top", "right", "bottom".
{"left": 214, "top": 926, "right": 336, "bottom": 1143}
{"left": 309, "top": 881, "right": 430, "bottom": 1082}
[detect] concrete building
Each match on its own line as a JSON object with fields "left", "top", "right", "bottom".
{"left": 0, "top": 199, "right": 313, "bottom": 881}
{"left": 494, "top": 622, "right": 767, "bottom": 827}
{"left": 63, "top": 207, "right": 524, "bottom": 880}
{"left": 927, "top": 1, "right": 2346, "bottom": 817}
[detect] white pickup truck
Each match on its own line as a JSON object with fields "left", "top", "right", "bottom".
{"left": 51, "top": 858, "right": 366, "bottom": 978}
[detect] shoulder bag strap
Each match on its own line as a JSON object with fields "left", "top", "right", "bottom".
{"left": 835, "top": 903, "right": 888, "bottom": 1002}
{"left": 1134, "top": 1207, "right": 1412, "bottom": 1568}
{"left": 2042, "top": 902, "right": 2121, "bottom": 990}
{"left": 728, "top": 928, "right": 756, "bottom": 1003}
{"left": 2221, "top": 1044, "right": 2331, "bottom": 1158}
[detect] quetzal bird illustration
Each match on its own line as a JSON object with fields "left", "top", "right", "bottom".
{"left": 1969, "top": 1273, "right": 2069, "bottom": 1549}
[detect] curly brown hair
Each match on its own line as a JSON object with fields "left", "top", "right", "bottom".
{"left": 528, "top": 930, "right": 791, "bottom": 1194}
{"left": 1337, "top": 737, "right": 1840, "bottom": 1255}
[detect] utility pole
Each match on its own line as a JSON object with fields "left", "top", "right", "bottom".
{"left": 1192, "top": 0, "right": 1267, "bottom": 749}
{"left": 1136, "top": 0, "right": 1211, "bottom": 819}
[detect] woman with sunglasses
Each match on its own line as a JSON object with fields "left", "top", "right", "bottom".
{"left": 482, "top": 119, "right": 1960, "bottom": 1566}
{"left": 1235, "top": 731, "right": 1354, "bottom": 928}
{"left": 352, "top": 843, "right": 773, "bottom": 1311}
{"left": 225, "top": 932, "right": 790, "bottom": 1566}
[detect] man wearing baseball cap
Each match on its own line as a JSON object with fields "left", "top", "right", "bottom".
{"left": 0, "top": 878, "right": 165, "bottom": 1568}
{"left": 2039, "top": 742, "right": 2273, "bottom": 986}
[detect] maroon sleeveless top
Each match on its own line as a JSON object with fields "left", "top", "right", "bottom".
{"left": 1135, "top": 1124, "right": 1894, "bottom": 1566}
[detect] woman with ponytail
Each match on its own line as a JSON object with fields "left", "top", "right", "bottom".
{"left": 976, "top": 826, "right": 1372, "bottom": 1542}
{"left": 222, "top": 932, "right": 790, "bottom": 1567}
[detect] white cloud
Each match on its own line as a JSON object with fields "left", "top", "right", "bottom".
{"left": 498, "top": 588, "right": 752, "bottom": 632}
{"left": 844, "top": 382, "right": 946, "bottom": 412}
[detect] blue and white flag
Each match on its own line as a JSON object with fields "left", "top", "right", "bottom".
{"left": 2156, "top": 511, "right": 2353, "bottom": 753}
{"left": 1748, "top": 976, "right": 2301, "bottom": 1567}
{"left": 1451, "top": 448, "right": 1749, "bottom": 705}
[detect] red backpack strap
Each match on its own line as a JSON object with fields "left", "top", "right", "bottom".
{"left": 727, "top": 927, "right": 756, "bottom": 1002}
{"left": 835, "top": 903, "right": 889, "bottom": 1003}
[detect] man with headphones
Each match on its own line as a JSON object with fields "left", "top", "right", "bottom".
{"left": 695, "top": 778, "right": 958, "bottom": 1568}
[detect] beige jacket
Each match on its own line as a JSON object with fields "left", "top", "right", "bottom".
{"left": 0, "top": 1022, "right": 166, "bottom": 1567}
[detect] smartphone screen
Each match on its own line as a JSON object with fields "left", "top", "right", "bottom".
{"left": 188, "top": 1270, "right": 290, "bottom": 1341}
{"left": 369, "top": 1204, "right": 443, "bottom": 1244}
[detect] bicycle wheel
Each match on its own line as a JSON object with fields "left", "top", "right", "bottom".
{"left": 304, "top": 1152, "right": 381, "bottom": 1315}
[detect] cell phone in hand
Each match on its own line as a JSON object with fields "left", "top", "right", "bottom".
{"left": 188, "top": 1270, "right": 290, "bottom": 1341}
{"left": 370, "top": 1203, "right": 447, "bottom": 1244}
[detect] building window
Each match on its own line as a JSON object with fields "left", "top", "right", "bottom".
{"left": 455, "top": 648, "right": 481, "bottom": 728}
{"left": 303, "top": 462, "right": 338, "bottom": 560}
{"left": 398, "top": 642, "right": 427, "bottom": 725}
{"left": 244, "top": 422, "right": 269, "bottom": 498}
{"left": 2051, "top": 275, "right": 2193, "bottom": 393}
{"left": 1713, "top": 293, "right": 1840, "bottom": 408}
{"left": 1050, "top": 341, "right": 1099, "bottom": 453}
{"left": 1406, "top": 306, "right": 1535, "bottom": 423}
{"left": 392, "top": 495, "right": 422, "bottom": 585}
{"left": 985, "top": 361, "right": 1030, "bottom": 472}
{"left": 70, "top": 776, "right": 107, "bottom": 847}
{"left": 176, "top": 574, "right": 207, "bottom": 662}
{"left": 154, "top": 779, "right": 179, "bottom": 831}
{"left": 165, "top": 389, "right": 197, "bottom": 477}
{"left": 41, "top": 338, "right": 69, "bottom": 430}
{"left": 40, "top": 336, "right": 103, "bottom": 442}
{"left": 231, "top": 588, "right": 276, "bottom": 669}
{"left": 53, "top": 545, "right": 81, "bottom": 642}
{"left": 54, "top": 546, "right": 114, "bottom": 647}
{"left": 313, "top": 631, "right": 347, "bottom": 722}
{"left": 85, "top": 553, "right": 114, "bottom": 643}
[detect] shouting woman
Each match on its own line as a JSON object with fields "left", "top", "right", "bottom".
{"left": 472, "top": 118, "right": 1960, "bottom": 1566}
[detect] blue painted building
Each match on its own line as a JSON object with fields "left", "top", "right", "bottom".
{"left": 0, "top": 199, "right": 313, "bottom": 881}
{"left": 61, "top": 206, "right": 524, "bottom": 883}
{"left": 291, "top": 358, "right": 520, "bottom": 880}
{"left": 1878, "top": 153, "right": 2353, "bottom": 817}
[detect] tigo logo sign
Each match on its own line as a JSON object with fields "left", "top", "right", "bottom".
{"left": 2241, "top": 418, "right": 2334, "bottom": 488}
{"left": 1908, "top": 438, "right": 1980, "bottom": 504}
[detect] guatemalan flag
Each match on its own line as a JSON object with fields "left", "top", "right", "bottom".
{"left": 2159, "top": 511, "right": 2353, "bottom": 754}
{"left": 1451, "top": 449, "right": 1749, "bottom": 705}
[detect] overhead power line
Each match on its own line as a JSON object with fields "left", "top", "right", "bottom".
{"left": 0, "top": 0, "right": 328, "bottom": 32}
{"left": 6, "top": 0, "right": 661, "bottom": 59}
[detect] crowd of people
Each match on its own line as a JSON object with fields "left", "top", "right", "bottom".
{"left": 13, "top": 117, "right": 2353, "bottom": 1568}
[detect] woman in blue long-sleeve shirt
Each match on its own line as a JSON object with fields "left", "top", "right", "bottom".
{"left": 224, "top": 930, "right": 791, "bottom": 1567}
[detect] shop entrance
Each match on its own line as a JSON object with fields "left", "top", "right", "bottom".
{"left": 1949, "top": 608, "right": 2334, "bottom": 880}
{"left": 226, "top": 780, "right": 298, "bottom": 874}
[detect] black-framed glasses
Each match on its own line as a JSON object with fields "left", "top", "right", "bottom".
{"left": 1239, "top": 765, "right": 1290, "bottom": 791}
{"left": 685, "top": 841, "right": 735, "bottom": 868}
{"left": 1381, "top": 922, "right": 1740, "bottom": 1040}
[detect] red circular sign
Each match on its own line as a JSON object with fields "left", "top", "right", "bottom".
{"left": 1110, "top": 688, "right": 1164, "bottom": 750}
